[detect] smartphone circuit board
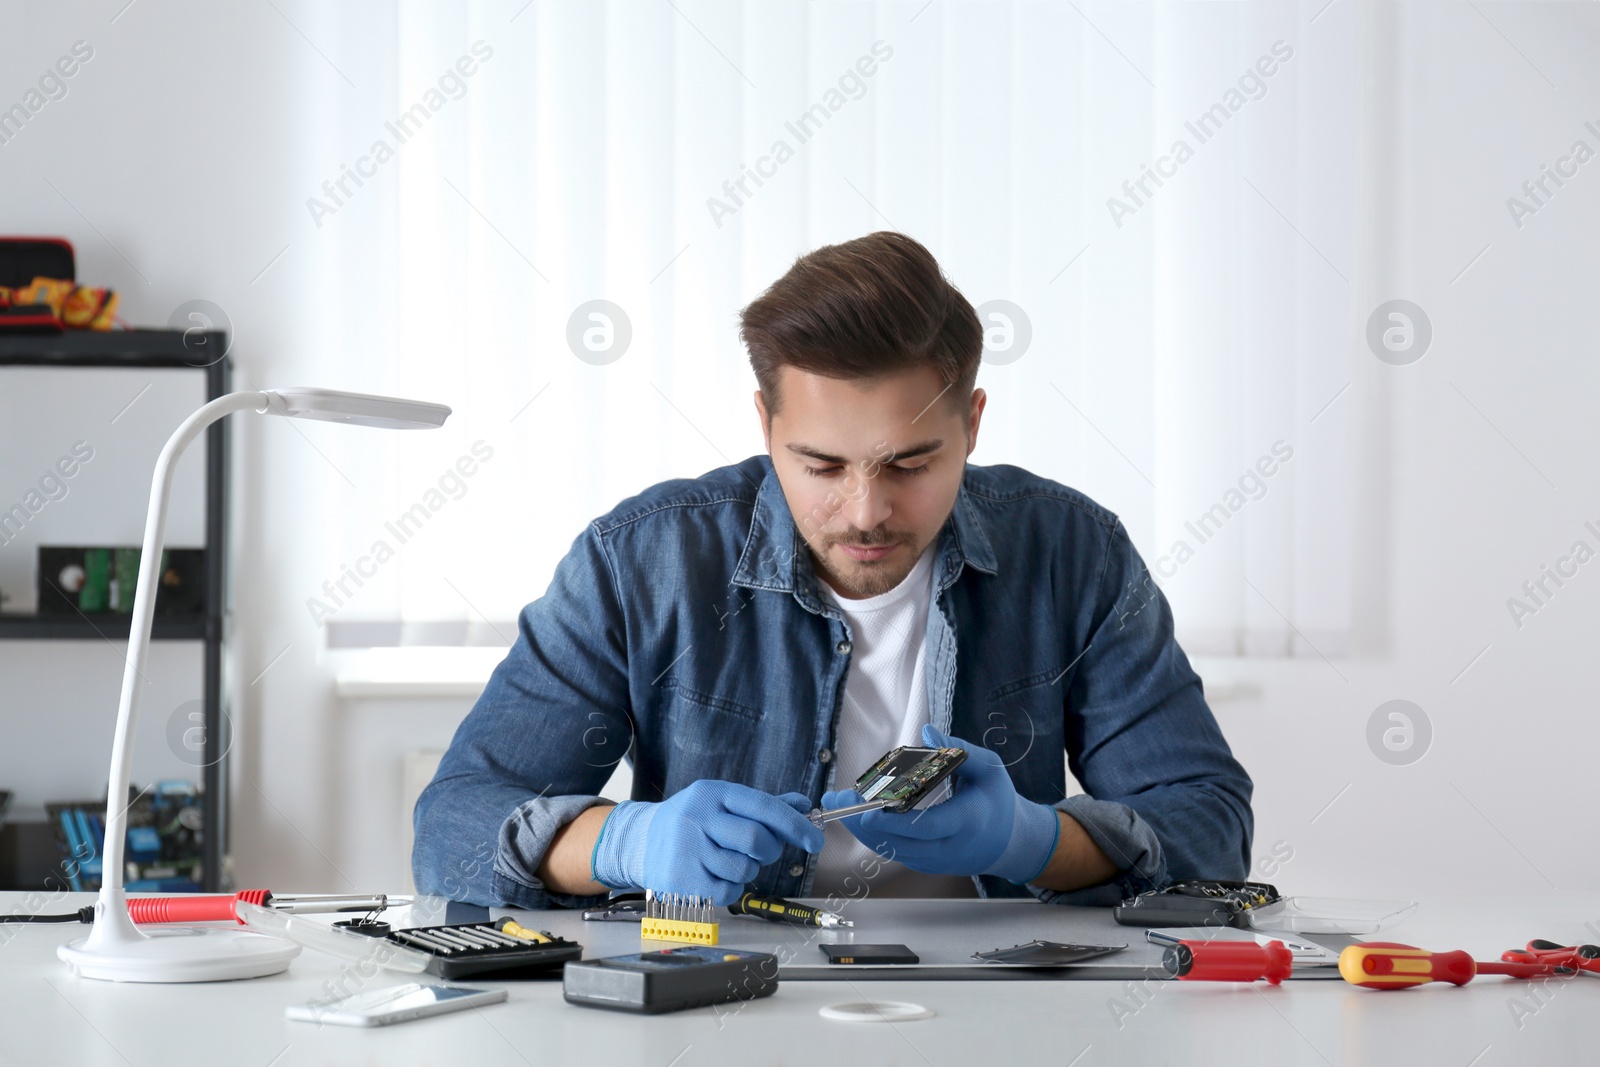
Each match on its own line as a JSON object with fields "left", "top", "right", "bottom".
{"left": 852, "top": 745, "right": 967, "bottom": 812}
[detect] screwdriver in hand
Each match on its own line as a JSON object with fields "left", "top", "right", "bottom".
{"left": 807, "top": 799, "right": 891, "bottom": 827}
{"left": 1339, "top": 941, "right": 1571, "bottom": 989}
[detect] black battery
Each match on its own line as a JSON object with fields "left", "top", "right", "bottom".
{"left": 562, "top": 947, "right": 779, "bottom": 1015}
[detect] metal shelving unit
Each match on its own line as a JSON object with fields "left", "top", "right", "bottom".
{"left": 0, "top": 329, "right": 230, "bottom": 891}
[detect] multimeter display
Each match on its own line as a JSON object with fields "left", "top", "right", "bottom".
{"left": 563, "top": 947, "right": 779, "bottom": 1015}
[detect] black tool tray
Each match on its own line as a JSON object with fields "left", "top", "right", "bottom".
{"left": 387, "top": 921, "right": 582, "bottom": 979}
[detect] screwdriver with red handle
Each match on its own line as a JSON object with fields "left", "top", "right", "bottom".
{"left": 1163, "top": 939, "right": 1295, "bottom": 984}
{"left": 1339, "top": 941, "right": 1571, "bottom": 989}
{"left": 126, "top": 890, "right": 406, "bottom": 925}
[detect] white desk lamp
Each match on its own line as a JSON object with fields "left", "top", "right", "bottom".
{"left": 58, "top": 388, "right": 450, "bottom": 982}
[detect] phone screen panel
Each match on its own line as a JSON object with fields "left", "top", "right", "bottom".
{"left": 285, "top": 982, "right": 506, "bottom": 1027}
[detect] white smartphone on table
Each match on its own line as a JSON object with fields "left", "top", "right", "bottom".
{"left": 285, "top": 982, "right": 507, "bottom": 1027}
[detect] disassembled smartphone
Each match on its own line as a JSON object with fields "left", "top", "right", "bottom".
{"left": 809, "top": 745, "right": 968, "bottom": 826}
{"left": 285, "top": 982, "right": 506, "bottom": 1027}
{"left": 971, "top": 940, "right": 1127, "bottom": 966}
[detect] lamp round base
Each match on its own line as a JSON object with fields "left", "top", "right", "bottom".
{"left": 58, "top": 926, "right": 301, "bottom": 983}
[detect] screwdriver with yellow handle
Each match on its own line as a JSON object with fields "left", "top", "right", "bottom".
{"left": 727, "top": 891, "right": 853, "bottom": 929}
{"left": 1339, "top": 941, "right": 1571, "bottom": 989}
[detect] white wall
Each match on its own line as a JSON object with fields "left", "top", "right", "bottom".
{"left": 0, "top": 1, "right": 392, "bottom": 891}
{"left": 2, "top": 1, "right": 1597, "bottom": 902}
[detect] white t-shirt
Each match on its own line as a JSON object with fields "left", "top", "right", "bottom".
{"left": 811, "top": 547, "right": 976, "bottom": 899}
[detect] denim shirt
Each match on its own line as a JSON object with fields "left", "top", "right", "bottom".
{"left": 413, "top": 455, "right": 1253, "bottom": 909}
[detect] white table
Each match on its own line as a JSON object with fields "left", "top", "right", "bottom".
{"left": 1, "top": 892, "right": 1594, "bottom": 1066}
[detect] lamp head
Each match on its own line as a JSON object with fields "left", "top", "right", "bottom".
{"left": 260, "top": 388, "right": 451, "bottom": 429}
{"left": 58, "top": 384, "right": 452, "bottom": 983}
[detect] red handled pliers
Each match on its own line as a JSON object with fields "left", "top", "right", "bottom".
{"left": 1500, "top": 939, "right": 1600, "bottom": 977}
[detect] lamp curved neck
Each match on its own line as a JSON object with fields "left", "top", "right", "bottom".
{"left": 85, "top": 391, "right": 266, "bottom": 948}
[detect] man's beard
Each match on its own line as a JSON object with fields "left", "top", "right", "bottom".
{"left": 809, "top": 527, "right": 925, "bottom": 598}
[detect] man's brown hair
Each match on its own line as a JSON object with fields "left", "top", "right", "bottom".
{"left": 740, "top": 231, "right": 982, "bottom": 417}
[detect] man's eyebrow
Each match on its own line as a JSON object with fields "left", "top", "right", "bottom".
{"left": 785, "top": 439, "right": 945, "bottom": 464}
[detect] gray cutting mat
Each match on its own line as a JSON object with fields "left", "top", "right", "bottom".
{"left": 488, "top": 898, "right": 1345, "bottom": 981}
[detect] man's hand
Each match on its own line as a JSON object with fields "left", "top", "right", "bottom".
{"left": 590, "top": 780, "right": 824, "bottom": 904}
{"left": 822, "top": 724, "right": 1061, "bottom": 884}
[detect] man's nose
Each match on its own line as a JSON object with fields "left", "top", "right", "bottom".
{"left": 841, "top": 476, "right": 892, "bottom": 535}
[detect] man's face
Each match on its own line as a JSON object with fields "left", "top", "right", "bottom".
{"left": 757, "top": 365, "right": 985, "bottom": 599}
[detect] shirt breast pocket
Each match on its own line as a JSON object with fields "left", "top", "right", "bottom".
{"left": 979, "top": 669, "right": 1068, "bottom": 793}
{"left": 663, "top": 683, "right": 766, "bottom": 789}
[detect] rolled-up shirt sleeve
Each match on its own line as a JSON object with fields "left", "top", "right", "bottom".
{"left": 1030, "top": 519, "right": 1255, "bottom": 906}
{"left": 412, "top": 523, "right": 631, "bottom": 909}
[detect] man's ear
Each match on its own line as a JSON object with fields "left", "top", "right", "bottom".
{"left": 966, "top": 388, "right": 986, "bottom": 456}
{"left": 754, "top": 389, "right": 771, "bottom": 452}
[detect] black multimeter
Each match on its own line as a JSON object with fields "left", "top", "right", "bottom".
{"left": 562, "top": 947, "right": 779, "bottom": 1014}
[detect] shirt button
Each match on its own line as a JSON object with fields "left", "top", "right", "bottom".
{"left": 836, "top": 640, "right": 852, "bottom": 655}
{"left": 818, "top": 748, "right": 832, "bottom": 763}
{"left": 788, "top": 863, "right": 805, "bottom": 877}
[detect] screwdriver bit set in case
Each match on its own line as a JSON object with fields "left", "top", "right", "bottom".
{"left": 386, "top": 920, "right": 581, "bottom": 979}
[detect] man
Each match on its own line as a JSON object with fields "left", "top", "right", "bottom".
{"left": 413, "top": 231, "right": 1253, "bottom": 909}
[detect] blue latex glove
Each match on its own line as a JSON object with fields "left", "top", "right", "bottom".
{"left": 590, "top": 780, "right": 824, "bottom": 905}
{"left": 821, "top": 724, "right": 1061, "bottom": 884}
